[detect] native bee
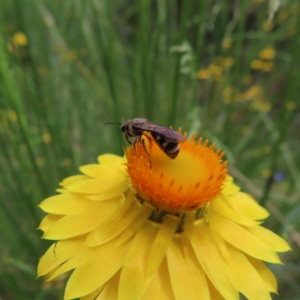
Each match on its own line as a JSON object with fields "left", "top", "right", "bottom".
{"left": 106, "top": 118, "right": 186, "bottom": 159}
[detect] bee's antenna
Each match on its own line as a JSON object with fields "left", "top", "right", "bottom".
{"left": 104, "top": 122, "right": 122, "bottom": 125}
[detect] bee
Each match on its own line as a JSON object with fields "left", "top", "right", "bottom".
{"left": 105, "top": 118, "right": 186, "bottom": 159}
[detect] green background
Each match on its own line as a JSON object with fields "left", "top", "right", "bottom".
{"left": 0, "top": 0, "right": 299, "bottom": 299}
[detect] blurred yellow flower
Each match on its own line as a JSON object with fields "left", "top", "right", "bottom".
{"left": 223, "top": 97, "right": 232, "bottom": 104}
{"left": 259, "top": 47, "right": 275, "bottom": 60}
{"left": 261, "top": 169, "right": 272, "bottom": 178}
{"left": 287, "top": 25, "right": 296, "bottom": 35}
{"left": 12, "top": 32, "right": 28, "bottom": 46}
{"left": 38, "top": 132, "right": 290, "bottom": 300}
{"left": 286, "top": 101, "right": 296, "bottom": 110}
{"left": 9, "top": 110, "right": 18, "bottom": 122}
{"left": 244, "top": 85, "right": 263, "bottom": 99}
{"left": 209, "top": 64, "right": 223, "bottom": 76}
{"left": 1, "top": 118, "right": 8, "bottom": 127}
{"left": 223, "top": 57, "right": 234, "bottom": 69}
{"left": 36, "top": 157, "right": 45, "bottom": 167}
{"left": 223, "top": 87, "right": 233, "bottom": 104}
{"left": 42, "top": 133, "right": 52, "bottom": 144}
{"left": 222, "top": 38, "right": 233, "bottom": 49}
{"left": 252, "top": 99, "right": 272, "bottom": 112}
{"left": 251, "top": 59, "right": 264, "bottom": 70}
{"left": 263, "top": 146, "right": 271, "bottom": 154}
{"left": 197, "top": 68, "right": 210, "bottom": 79}
{"left": 62, "top": 49, "right": 77, "bottom": 62}
{"left": 53, "top": 42, "right": 63, "bottom": 52}
{"left": 236, "top": 93, "right": 245, "bottom": 102}
{"left": 263, "top": 21, "right": 274, "bottom": 32}
{"left": 61, "top": 158, "right": 72, "bottom": 167}
{"left": 223, "top": 86, "right": 233, "bottom": 97}
{"left": 290, "top": 4, "right": 299, "bottom": 14}
{"left": 278, "top": 10, "right": 289, "bottom": 23}
{"left": 261, "top": 62, "right": 274, "bottom": 72}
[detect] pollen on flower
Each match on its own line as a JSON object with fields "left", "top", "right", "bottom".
{"left": 126, "top": 132, "right": 228, "bottom": 213}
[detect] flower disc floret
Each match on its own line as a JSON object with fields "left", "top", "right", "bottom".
{"left": 126, "top": 133, "right": 228, "bottom": 213}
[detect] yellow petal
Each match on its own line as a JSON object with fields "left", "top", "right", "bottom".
{"left": 206, "top": 205, "right": 230, "bottom": 259}
{"left": 111, "top": 202, "right": 154, "bottom": 247}
{"left": 247, "top": 225, "right": 291, "bottom": 252}
{"left": 38, "top": 237, "right": 87, "bottom": 276}
{"left": 212, "top": 196, "right": 260, "bottom": 226}
{"left": 207, "top": 279, "right": 227, "bottom": 300}
{"left": 224, "top": 244, "right": 272, "bottom": 300}
{"left": 79, "top": 164, "right": 126, "bottom": 178}
{"left": 215, "top": 215, "right": 281, "bottom": 263}
{"left": 39, "top": 193, "right": 92, "bottom": 215}
{"left": 146, "top": 215, "right": 178, "bottom": 277}
{"left": 55, "top": 188, "right": 68, "bottom": 193}
{"left": 247, "top": 255, "right": 278, "bottom": 293}
{"left": 84, "top": 179, "right": 130, "bottom": 201}
{"left": 118, "top": 221, "right": 159, "bottom": 300}
{"left": 227, "top": 192, "right": 269, "bottom": 220}
{"left": 190, "top": 220, "right": 238, "bottom": 300}
{"left": 97, "top": 154, "right": 125, "bottom": 169}
{"left": 38, "top": 243, "right": 57, "bottom": 276}
{"left": 85, "top": 193, "right": 142, "bottom": 247}
{"left": 142, "top": 258, "right": 175, "bottom": 300}
{"left": 65, "top": 177, "right": 128, "bottom": 194}
{"left": 60, "top": 175, "right": 89, "bottom": 187}
{"left": 81, "top": 286, "right": 103, "bottom": 300}
{"left": 43, "top": 198, "right": 122, "bottom": 240}
{"left": 47, "top": 252, "right": 84, "bottom": 281}
{"left": 65, "top": 239, "right": 130, "bottom": 299}
{"left": 222, "top": 177, "right": 240, "bottom": 196}
{"left": 96, "top": 271, "right": 120, "bottom": 300}
{"left": 167, "top": 235, "right": 210, "bottom": 300}
{"left": 38, "top": 214, "right": 63, "bottom": 232}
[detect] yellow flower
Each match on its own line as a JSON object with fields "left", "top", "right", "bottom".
{"left": 62, "top": 49, "right": 77, "bottom": 62}
{"left": 261, "top": 62, "right": 274, "bottom": 72}
{"left": 37, "top": 131, "right": 290, "bottom": 300}
{"left": 278, "top": 10, "right": 289, "bottom": 23}
{"left": 222, "top": 38, "right": 232, "bottom": 49}
{"left": 197, "top": 68, "right": 210, "bottom": 79}
{"left": 209, "top": 64, "right": 223, "bottom": 76}
{"left": 252, "top": 99, "right": 272, "bottom": 112}
{"left": 223, "top": 56, "right": 234, "bottom": 69}
{"left": 42, "top": 133, "right": 52, "bottom": 144}
{"left": 287, "top": 25, "right": 296, "bottom": 36}
{"left": 251, "top": 59, "right": 264, "bottom": 70}
{"left": 12, "top": 32, "right": 28, "bottom": 46}
{"left": 244, "top": 85, "right": 263, "bottom": 100}
{"left": 259, "top": 47, "right": 276, "bottom": 60}
{"left": 290, "top": 4, "right": 299, "bottom": 14}
{"left": 286, "top": 101, "right": 296, "bottom": 110}
{"left": 8, "top": 110, "right": 17, "bottom": 122}
{"left": 262, "top": 21, "right": 274, "bottom": 32}
{"left": 261, "top": 169, "right": 272, "bottom": 178}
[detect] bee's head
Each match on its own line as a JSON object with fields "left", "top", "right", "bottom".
{"left": 121, "top": 122, "right": 129, "bottom": 134}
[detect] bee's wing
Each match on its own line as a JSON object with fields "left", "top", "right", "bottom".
{"left": 138, "top": 121, "right": 186, "bottom": 142}
{"left": 154, "top": 128, "right": 186, "bottom": 142}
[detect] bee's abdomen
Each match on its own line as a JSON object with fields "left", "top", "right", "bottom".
{"left": 150, "top": 132, "right": 180, "bottom": 159}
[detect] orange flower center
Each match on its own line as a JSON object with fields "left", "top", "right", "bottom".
{"left": 126, "top": 132, "right": 228, "bottom": 213}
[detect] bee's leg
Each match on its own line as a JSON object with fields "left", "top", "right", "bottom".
{"left": 132, "top": 137, "right": 139, "bottom": 155}
{"left": 125, "top": 135, "right": 133, "bottom": 145}
{"left": 140, "top": 135, "right": 153, "bottom": 169}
